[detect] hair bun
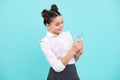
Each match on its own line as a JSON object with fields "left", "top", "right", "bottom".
{"left": 50, "top": 4, "right": 58, "bottom": 12}
{"left": 41, "top": 9, "right": 49, "bottom": 18}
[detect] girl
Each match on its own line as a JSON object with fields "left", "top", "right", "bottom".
{"left": 40, "top": 4, "right": 83, "bottom": 80}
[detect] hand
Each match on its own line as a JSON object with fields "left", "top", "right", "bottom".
{"left": 75, "top": 40, "right": 84, "bottom": 54}
{"left": 76, "top": 48, "right": 83, "bottom": 55}
{"left": 72, "top": 40, "right": 83, "bottom": 54}
{"left": 74, "top": 41, "right": 83, "bottom": 61}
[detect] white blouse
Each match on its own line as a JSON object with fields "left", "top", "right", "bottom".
{"left": 40, "top": 31, "right": 76, "bottom": 72}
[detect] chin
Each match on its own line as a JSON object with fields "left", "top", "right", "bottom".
{"left": 55, "top": 30, "right": 62, "bottom": 35}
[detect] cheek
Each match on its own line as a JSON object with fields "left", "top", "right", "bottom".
{"left": 54, "top": 26, "right": 59, "bottom": 29}
{"left": 52, "top": 26, "right": 58, "bottom": 31}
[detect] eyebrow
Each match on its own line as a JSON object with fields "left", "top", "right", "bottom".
{"left": 56, "top": 20, "right": 64, "bottom": 23}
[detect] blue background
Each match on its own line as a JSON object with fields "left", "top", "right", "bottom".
{"left": 0, "top": 0, "right": 120, "bottom": 80}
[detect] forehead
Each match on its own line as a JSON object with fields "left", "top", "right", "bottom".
{"left": 52, "top": 16, "right": 63, "bottom": 23}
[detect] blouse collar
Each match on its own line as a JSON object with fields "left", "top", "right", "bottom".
{"left": 47, "top": 31, "right": 62, "bottom": 37}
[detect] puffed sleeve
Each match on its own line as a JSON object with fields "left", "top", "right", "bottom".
{"left": 40, "top": 40, "right": 65, "bottom": 72}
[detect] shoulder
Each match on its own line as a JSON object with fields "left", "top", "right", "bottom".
{"left": 39, "top": 36, "right": 48, "bottom": 45}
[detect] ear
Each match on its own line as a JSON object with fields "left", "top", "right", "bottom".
{"left": 46, "top": 23, "right": 50, "bottom": 28}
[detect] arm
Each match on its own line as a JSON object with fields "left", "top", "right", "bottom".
{"left": 40, "top": 40, "right": 80, "bottom": 72}
{"left": 40, "top": 41, "right": 65, "bottom": 72}
{"left": 64, "top": 31, "right": 83, "bottom": 63}
{"left": 61, "top": 46, "right": 76, "bottom": 66}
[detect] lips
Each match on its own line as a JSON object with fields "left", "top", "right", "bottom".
{"left": 58, "top": 28, "right": 62, "bottom": 31}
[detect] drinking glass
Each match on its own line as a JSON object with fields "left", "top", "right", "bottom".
{"left": 74, "top": 33, "right": 83, "bottom": 41}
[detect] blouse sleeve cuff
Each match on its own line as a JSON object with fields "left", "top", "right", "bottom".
{"left": 52, "top": 60, "right": 66, "bottom": 72}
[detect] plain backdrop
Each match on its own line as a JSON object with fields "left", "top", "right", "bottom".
{"left": 0, "top": 0, "right": 120, "bottom": 80}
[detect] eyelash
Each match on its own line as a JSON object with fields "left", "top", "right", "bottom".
{"left": 56, "top": 22, "right": 64, "bottom": 26}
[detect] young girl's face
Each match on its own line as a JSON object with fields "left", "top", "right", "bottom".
{"left": 46, "top": 16, "right": 64, "bottom": 35}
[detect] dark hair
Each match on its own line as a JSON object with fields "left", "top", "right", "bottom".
{"left": 41, "top": 4, "right": 61, "bottom": 25}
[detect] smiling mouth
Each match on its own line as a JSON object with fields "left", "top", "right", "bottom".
{"left": 58, "top": 28, "right": 62, "bottom": 31}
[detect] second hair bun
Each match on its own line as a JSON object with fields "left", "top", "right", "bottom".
{"left": 50, "top": 4, "right": 58, "bottom": 12}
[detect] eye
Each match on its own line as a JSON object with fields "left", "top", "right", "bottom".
{"left": 62, "top": 21, "right": 64, "bottom": 24}
{"left": 56, "top": 23, "right": 60, "bottom": 26}
{"left": 55, "top": 21, "right": 64, "bottom": 26}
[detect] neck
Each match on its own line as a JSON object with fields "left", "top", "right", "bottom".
{"left": 48, "top": 30, "right": 59, "bottom": 36}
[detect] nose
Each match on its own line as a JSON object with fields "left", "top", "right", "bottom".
{"left": 60, "top": 23, "right": 63, "bottom": 28}
{"left": 60, "top": 25, "right": 62, "bottom": 28}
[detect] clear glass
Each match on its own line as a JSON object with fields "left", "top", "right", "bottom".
{"left": 74, "top": 33, "right": 83, "bottom": 41}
